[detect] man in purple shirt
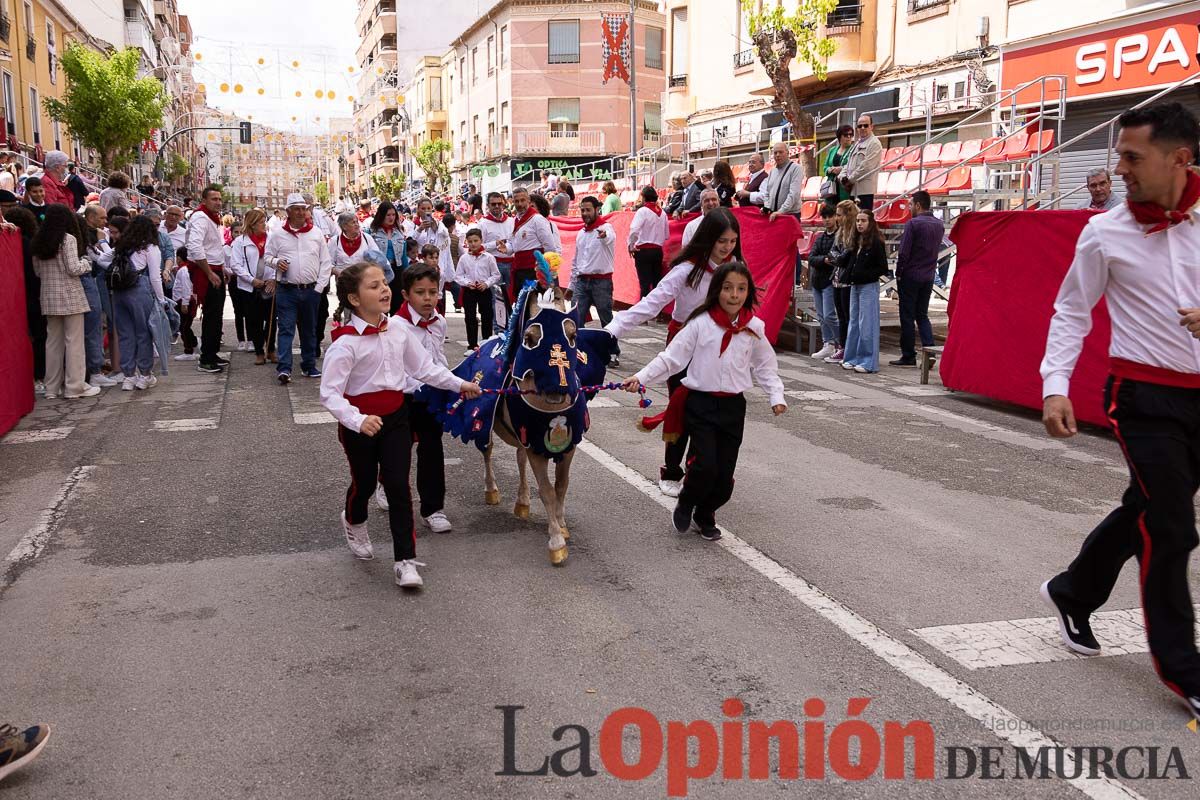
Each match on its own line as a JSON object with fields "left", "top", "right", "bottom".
{"left": 890, "top": 190, "right": 943, "bottom": 366}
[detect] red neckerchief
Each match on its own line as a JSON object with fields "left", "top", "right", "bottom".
{"left": 330, "top": 315, "right": 389, "bottom": 341}
{"left": 1128, "top": 170, "right": 1200, "bottom": 234}
{"left": 703, "top": 256, "right": 731, "bottom": 275}
{"left": 200, "top": 206, "right": 221, "bottom": 226}
{"left": 340, "top": 234, "right": 362, "bottom": 257}
{"left": 708, "top": 307, "right": 758, "bottom": 355}
{"left": 249, "top": 232, "right": 267, "bottom": 257}
{"left": 644, "top": 202, "right": 663, "bottom": 216}
{"left": 511, "top": 207, "right": 537, "bottom": 234}
{"left": 283, "top": 220, "right": 313, "bottom": 236}
{"left": 484, "top": 212, "right": 508, "bottom": 223}
{"left": 583, "top": 216, "right": 605, "bottom": 232}
{"left": 468, "top": 247, "right": 484, "bottom": 257}
{"left": 401, "top": 303, "right": 438, "bottom": 329}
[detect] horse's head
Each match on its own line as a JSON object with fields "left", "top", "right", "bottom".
{"left": 512, "top": 286, "right": 581, "bottom": 411}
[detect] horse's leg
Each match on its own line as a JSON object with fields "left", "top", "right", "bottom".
{"left": 483, "top": 440, "right": 500, "bottom": 506}
{"left": 514, "top": 445, "right": 531, "bottom": 519}
{"left": 554, "top": 450, "right": 573, "bottom": 540}
{"left": 530, "top": 453, "right": 567, "bottom": 565}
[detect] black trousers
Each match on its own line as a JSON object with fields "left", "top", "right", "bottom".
{"left": 509, "top": 267, "right": 536, "bottom": 304}
{"left": 662, "top": 369, "right": 689, "bottom": 482}
{"left": 1051, "top": 376, "right": 1200, "bottom": 698}
{"left": 246, "top": 291, "right": 277, "bottom": 356}
{"left": 388, "top": 274, "right": 404, "bottom": 315}
{"left": 897, "top": 277, "right": 935, "bottom": 360}
{"left": 25, "top": 272, "right": 46, "bottom": 381}
{"left": 199, "top": 271, "right": 227, "bottom": 363}
{"left": 229, "top": 283, "right": 251, "bottom": 341}
{"left": 856, "top": 194, "right": 875, "bottom": 212}
{"left": 834, "top": 286, "right": 852, "bottom": 350}
{"left": 678, "top": 391, "right": 746, "bottom": 526}
{"left": 460, "top": 287, "right": 494, "bottom": 348}
{"left": 409, "top": 398, "right": 446, "bottom": 518}
{"left": 634, "top": 248, "right": 663, "bottom": 299}
{"left": 177, "top": 301, "right": 197, "bottom": 354}
{"left": 338, "top": 406, "right": 415, "bottom": 562}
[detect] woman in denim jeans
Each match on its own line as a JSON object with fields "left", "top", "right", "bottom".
{"left": 840, "top": 210, "right": 888, "bottom": 374}
{"left": 806, "top": 203, "right": 840, "bottom": 360}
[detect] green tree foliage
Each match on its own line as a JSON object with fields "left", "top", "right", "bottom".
{"left": 369, "top": 172, "right": 407, "bottom": 202}
{"left": 314, "top": 181, "right": 330, "bottom": 207}
{"left": 743, "top": 0, "right": 839, "bottom": 177}
{"left": 44, "top": 44, "right": 166, "bottom": 172}
{"left": 163, "top": 152, "right": 191, "bottom": 182}
{"left": 414, "top": 140, "right": 453, "bottom": 194}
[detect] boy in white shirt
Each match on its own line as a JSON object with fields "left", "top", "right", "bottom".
{"left": 455, "top": 228, "right": 501, "bottom": 354}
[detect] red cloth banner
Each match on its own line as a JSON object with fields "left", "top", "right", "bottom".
{"left": 601, "top": 13, "right": 631, "bottom": 85}
{"left": 0, "top": 231, "right": 33, "bottom": 437}
{"left": 943, "top": 210, "right": 1111, "bottom": 428}
{"left": 554, "top": 207, "right": 800, "bottom": 344}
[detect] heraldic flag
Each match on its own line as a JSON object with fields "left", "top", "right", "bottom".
{"left": 601, "top": 13, "right": 631, "bottom": 84}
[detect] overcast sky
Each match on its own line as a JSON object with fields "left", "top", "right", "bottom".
{"left": 178, "top": 0, "right": 360, "bottom": 133}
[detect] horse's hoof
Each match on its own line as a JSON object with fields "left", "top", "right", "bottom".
{"left": 513, "top": 503, "right": 530, "bottom": 520}
{"left": 549, "top": 546, "right": 568, "bottom": 566}
{"left": 485, "top": 489, "right": 501, "bottom": 506}
{"left": 559, "top": 527, "right": 570, "bottom": 540}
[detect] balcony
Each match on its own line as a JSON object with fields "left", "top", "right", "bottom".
{"left": 669, "top": 74, "right": 688, "bottom": 89}
{"left": 827, "top": 2, "right": 863, "bottom": 29}
{"left": 516, "top": 129, "right": 606, "bottom": 155}
{"left": 734, "top": 49, "right": 754, "bottom": 70}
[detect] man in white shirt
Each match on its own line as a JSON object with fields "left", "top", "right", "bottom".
{"left": 681, "top": 189, "right": 721, "bottom": 248}
{"left": 759, "top": 141, "right": 803, "bottom": 221}
{"left": 507, "top": 187, "right": 558, "bottom": 302}
{"left": 1039, "top": 102, "right": 1200, "bottom": 722}
{"left": 571, "top": 196, "right": 620, "bottom": 367}
{"left": 627, "top": 185, "right": 669, "bottom": 298}
{"left": 160, "top": 205, "right": 186, "bottom": 252}
{"left": 185, "top": 185, "right": 229, "bottom": 373}
{"left": 304, "top": 192, "right": 337, "bottom": 237}
{"left": 479, "top": 192, "right": 514, "bottom": 318}
{"left": 265, "top": 193, "right": 334, "bottom": 384}
{"left": 735, "top": 152, "right": 768, "bottom": 207}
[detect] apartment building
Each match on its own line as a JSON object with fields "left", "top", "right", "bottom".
{"left": 398, "top": 55, "right": 447, "bottom": 184}
{"left": 444, "top": 0, "right": 667, "bottom": 194}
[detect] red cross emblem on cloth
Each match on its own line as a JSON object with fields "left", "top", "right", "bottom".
{"left": 601, "top": 13, "right": 630, "bottom": 85}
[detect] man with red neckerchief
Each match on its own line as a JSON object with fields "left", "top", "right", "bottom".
{"left": 571, "top": 196, "right": 620, "bottom": 367}
{"left": 479, "top": 192, "right": 515, "bottom": 325}
{"left": 1040, "top": 102, "right": 1200, "bottom": 724}
{"left": 506, "top": 187, "right": 557, "bottom": 303}
{"left": 186, "top": 184, "right": 230, "bottom": 374}
{"left": 265, "top": 193, "right": 333, "bottom": 384}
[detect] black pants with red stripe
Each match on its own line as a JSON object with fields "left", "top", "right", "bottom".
{"left": 1051, "top": 376, "right": 1200, "bottom": 698}
{"left": 409, "top": 397, "right": 446, "bottom": 519}
{"left": 678, "top": 391, "right": 746, "bottom": 526}
{"left": 338, "top": 406, "right": 415, "bottom": 561}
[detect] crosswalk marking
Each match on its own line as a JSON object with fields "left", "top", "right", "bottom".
{"left": 910, "top": 607, "right": 1200, "bottom": 670}
{"left": 623, "top": 336, "right": 663, "bottom": 345}
{"left": 587, "top": 396, "right": 620, "bottom": 408}
{"left": 294, "top": 411, "right": 336, "bottom": 425}
{"left": 893, "top": 385, "right": 951, "bottom": 396}
{"left": 785, "top": 389, "right": 850, "bottom": 401}
{"left": 151, "top": 418, "right": 219, "bottom": 432}
{"left": 2, "top": 427, "right": 74, "bottom": 444}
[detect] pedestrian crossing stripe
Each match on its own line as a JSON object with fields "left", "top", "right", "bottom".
{"left": 2, "top": 427, "right": 74, "bottom": 444}
{"left": 151, "top": 418, "right": 219, "bottom": 432}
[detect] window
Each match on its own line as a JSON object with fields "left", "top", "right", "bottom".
{"left": 953, "top": 81, "right": 966, "bottom": 99}
{"left": 670, "top": 8, "right": 688, "bottom": 78}
{"left": 487, "top": 108, "right": 495, "bottom": 149}
{"left": 2, "top": 72, "right": 13, "bottom": 135}
{"left": 430, "top": 76, "right": 442, "bottom": 111}
{"left": 459, "top": 56, "right": 466, "bottom": 90}
{"left": 645, "top": 26, "right": 663, "bottom": 70}
{"left": 471, "top": 47, "right": 478, "bottom": 84}
{"left": 500, "top": 26, "right": 508, "bottom": 66}
{"left": 487, "top": 36, "right": 494, "bottom": 75}
{"left": 22, "top": 2, "right": 31, "bottom": 31}
{"left": 644, "top": 102, "right": 662, "bottom": 138}
{"left": 45, "top": 21, "right": 54, "bottom": 50}
{"left": 547, "top": 98, "right": 580, "bottom": 136}
{"left": 501, "top": 100, "right": 509, "bottom": 149}
{"left": 52, "top": 119, "right": 60, "bottom": 150}
{"left": 548, "top": 20, "right": 580, "bottom": 64}
{"left": 28, "top": 86, "right": 39, "bottom": 144}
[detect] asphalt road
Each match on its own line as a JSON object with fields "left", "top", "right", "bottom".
{"left": 1, "top": 306, "right": 1198, "bottom": 799}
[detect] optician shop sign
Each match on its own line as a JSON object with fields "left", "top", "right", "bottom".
{"left": 1001, "top": 5, "right": 1200, "bottom": 104}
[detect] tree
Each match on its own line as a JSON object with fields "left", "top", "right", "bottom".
{"left": 369, "top": 172, "right": 407, "bottom": 202}
{"left": 743, "top": 0, "right": 839, "bottom": 178}
{"left": 414, "top": 139, "right": 453, "bottom": 193}
{"left": 163, "top": 152, "right": 191, "bottom": 183}
{"left": 314, "top": 180, "right": 330, "bottom": 207}
{"left": 44, "top": 44, "right": 166, "bottom": 172}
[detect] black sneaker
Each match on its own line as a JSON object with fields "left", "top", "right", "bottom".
{"left": 697, "top": 524, "right": 722, "bottom": 541}
{"left": 196, "top": 362, "right": 224, "bottom": 374}
{"left": 609, "top": 357, "right": 620, "bottom": 368}
{"left": 889, "top": 358, "right": 917, "bottom": 367}
{"left": 302, "top": 368, "right": 322, "bottom": 378}
{"left": 1040, "top": 579, "right": 1101, "bottom": 655}
{"left": 0, "top": 722, "right": 51, "bottom": 782}
{"left": 278, "top": 372, "right": 291, "bottom": 385}
{"left": 672, "top": 502, "right": 693, "bottom": 534}
{"left": 214, "top": 355, "right": 230, "bottom": 365}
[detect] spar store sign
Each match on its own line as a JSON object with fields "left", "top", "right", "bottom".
{"left": 1001, "top": 6, "right": 1200, "bottom": 103}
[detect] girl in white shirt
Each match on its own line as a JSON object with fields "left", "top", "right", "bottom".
{"left": 606, "top": 209, "right": 744, "bottom": 498}
{"left": 108, "top": 216, "right": 167, "bottom": 390}
{"left": 319, "top": 262, "right": 481, "bottom": 590}
{"left": 624, "top": 261, "right": 786, "bottom": 541}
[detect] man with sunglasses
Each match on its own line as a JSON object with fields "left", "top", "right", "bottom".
{"left": 479, "top": 192, "right": 515, "bottom": 321}
{"left": 841, "top": 114, "right": 883, "bottom": 212}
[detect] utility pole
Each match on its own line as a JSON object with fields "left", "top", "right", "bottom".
{"left": 628, "top": 0, "right": 637, "bottom": 160}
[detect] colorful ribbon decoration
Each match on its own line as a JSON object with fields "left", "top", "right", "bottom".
{"left": 449, "top": 382, "right": 651, "bottom": 413}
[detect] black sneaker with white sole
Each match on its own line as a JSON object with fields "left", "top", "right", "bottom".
{"left": 697, "top": 524, "right": 722, "bottom": 541}
{"left": 214, "top": 355, "right": 230, "bottom": 365}
{"left": 1040, "top": 579, "right": 1101, "bottom": 656}
{"left": 278, "top": 372, "right": 291, "bottom": 385}
{"left": 672, "top": 502, "right": 693, "bottom": 534}
{"left": 196, "top": 362, "right": 224, "bottom": 374}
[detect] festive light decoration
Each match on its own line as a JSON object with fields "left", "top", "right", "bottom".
{"left": 315, "top": 90, "right": 324, "bottom": 98}
{"left": 219, "top": 82, "right": 229, "bottom": 92}
{"left": 194, "top": 52, "right": 202, "bottom": 60}
{"left": 234, "top": 84, "right": 244, "bottom": 94}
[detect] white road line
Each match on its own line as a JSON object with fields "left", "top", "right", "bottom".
{"left": 576, "top": 439, "right": 1144, "bottom": 800}
{"left": 293, "top": 411, "right": 336, "bottom": 425}
{"left": 893, "top": 386, "right": 952, "bottom": 397}
{"left": 623, "top": 336, "right": 664, "bottom": 344}
{"left": 2, "top": 427, "right": 74, "bottom": 444}
{"left": 910, "top": 608, "right": 1196, "bottom": 670}
{"left": 784, "top": 390, "right": 850, "bottom": 401}
{"left": 2, "top": 465, "right": 94, "bottom": 586}
{"left": 151, "top": 418, "right": 219, "bottom": 432}
{"left": 587, "top": 396, "right": 620, "bottom": 408}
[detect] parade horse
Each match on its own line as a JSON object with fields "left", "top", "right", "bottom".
{"left": 433, "top": 279, "right": 613, "bottom": 565}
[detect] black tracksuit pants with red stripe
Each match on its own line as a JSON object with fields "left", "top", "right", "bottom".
{"left": 1050, "top": 376, "right": 1200, "bottom": 699}
{"left": 338, "top": 406, "right": 415, "bottom": 562}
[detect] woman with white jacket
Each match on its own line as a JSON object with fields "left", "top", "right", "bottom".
{"left": 227, "top": 209, "right": 277, "bottom": 365}
{"left": 329, "top": 211, "right": 386, "bottom": 276}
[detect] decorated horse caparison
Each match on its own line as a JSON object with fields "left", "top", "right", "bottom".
{"left": 435, "top": 279, "right": 613, "bottom": 565}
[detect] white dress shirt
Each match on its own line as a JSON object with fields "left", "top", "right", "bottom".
{"left": 511, "top": 211, "right": 559, "bottom": 254}
{"left": 320, "top": 312, "right": 462, "bottom": 432}
{"left": 1041, "top": 203, "right": 1200, "bottom": 398}
{"left": 635, "top": 312, "right": 786, "bottom": 408}
{"left": 160, "top": 222, "right": 186, "bottom": 252}
{"left": 264, "top": 225, "right": 333, "bottom": 289}
{"left": 606, "top": 259, "right": 717, "bottom": 338}
{"left": 628, "top": 205, "right": 669, "bottom": 250}
{"left": 228, "top": 235, "right": 277, "bottom": 292}
{"left": 455, "top": 249, "right": 501, "bottom": 288}
{"left": 397, "top": 303, "right": 450, "bottom": 394}
{"left": 681, "top": 215, "right": 704, "bottom": 249}
{"left": 184, "top": 211, "right": 225, "bottom": 267}
{"left": 479, "top": 214, "right": 514, "bottom": 263}
{"left": 172, "top": 264, "right": 193, "bottom": 307}
{"left": 328, "top": 234, "right": 381, "bottom": 275}
{"left": 572, "top": 223, "right": 616, "bottom": 276}
{"left": 311, "top": 206, "right": 337, "bottom": 238}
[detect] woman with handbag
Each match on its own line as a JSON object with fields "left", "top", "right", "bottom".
{"left": 820, "top": 125, "right": 855, "bottom": 208}
{"left": 106, "top": 216, "right": 166, "bottom": 390}
{"left": 228, "top": 209, "right": 278, "bottom": 365}
{"left": 33, "top": 205, "right": 101, "bottom": 399}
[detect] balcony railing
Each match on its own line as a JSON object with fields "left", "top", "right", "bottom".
{"left": 827, "top": 3, "right": 863, "bottom": 28}
{"left": 734, "top": 49, "right": 754, "bottom": 69}
{"left": 669, "top": 74, "right": 688, "bottom": 88}
{"left": 908, "top": 0, "right": 948, "bottom": 12}
{"left": 516, "top": 129, "right": 605, "bottom": 154}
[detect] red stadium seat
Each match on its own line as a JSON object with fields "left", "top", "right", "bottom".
{"left": 881, "top": 146, "right": 905, "bottom": 171}
{"left": 901, "top": 146, "right": 923, "bottom": 169}
{"left": 970, "top": 138, "right": 1000, "bottom": 163}
{"left": 997, "top": 132, "right": 1033, "bottom": 161}
{"left": 800, "top": 200, "right": 819, "bottom": 223}
{"left": 943, "top": 165, "right": 972, "bottom": 192}
{"left": 958, "top": 139, "right": 982, "bottom": 164}
{"left": 919, "top": 144, "right": 942, "bottom": 168}
{"left": 983, "top": 135, "right": 1021, "bottom": 163}
{"left": 884, "top": 198, "right": 911, "bottom": 225}
{"left": 936, "top": 141, "right": 962, "bottom": 166}
{"left": 924, "top": 169, "right": 951, "bottom": 195}
{"left": 801, "top": 176, "right": 822, "bottom": 200}
{"left": 1028, "top": 129, "right": 1055, "bottom": 156}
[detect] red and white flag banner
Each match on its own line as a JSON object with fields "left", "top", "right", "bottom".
{"left": 601, "top": 13, "right": 631, "bottom": 85}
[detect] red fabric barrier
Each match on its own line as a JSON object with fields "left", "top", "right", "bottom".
{"left": 0, "top": 230, "right": 33, "bottom": 437}
{"left": 943, "top": 210, "right": 1111, "bottom": 428}
{"left": 554, "top": 207, "right": 800, "bottom": 343}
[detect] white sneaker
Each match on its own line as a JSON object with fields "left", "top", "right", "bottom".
{"left": 174, "top": 353, "right": 199, "bottom": 361}
{"left": 812, "top": 342, "right": 836, "bottom": 360}
{"left": 142, "top": 374, "right": 158, "bottom": 389}
{"left": 464, "top": 348, "right": 475, "bottom": 357}
{"left": 340, "top": 511, "right": 374, "bottom": 560}
{"left": 394, "top": 559, "right": 426, "bottom": 589}
{"left": 374, "top": 484, "right": 389, "bottom": 510}
{"left": 90, "top": 373, "right": 119, "bottom": 387}
{"left": 33, "top": 381, "right": 45, "bottom": 395}
{"left": 854, "top": 365, "right": 870, "bottom": 374}
{"left": 422, "top": 511, "right": 453, "bottom": 534}
{"left": 66, "top": 385, "right": 101, "bottom": 399}
{"left": 133, "top": 374, "right": 149, "bottom": 390}
{"left": 108, "top": 372, "right": 127, "bottom": 384}
{"left": 237, "top": 341, "right": 246, "bottom": 352}
{"left": 122, "top": 376, "right": 137, "bottom": 391}
{"left": 171, "top": 334, "right": 180, "bottom": 345}
{"left": 658, "top": 478, "right": 682, "bottom": 498}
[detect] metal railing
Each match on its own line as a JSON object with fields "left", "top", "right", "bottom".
{"left": 734, "top": 49, "right": 754, "bottom": 69}
{"left": 517, "top": 129, "right": 605, "bottom": 154}
{"left": 669, "top": 74, "right": 688, "bottom": 88}
{"left": 908, "top": 0, "right": 948, "bottom": 12}
{"left": 827, "top": 3, "right": 863, "bottom": 27}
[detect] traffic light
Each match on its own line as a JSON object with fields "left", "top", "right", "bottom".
{"left": 238, "top": 121, "right": 252, "bottom": 145}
